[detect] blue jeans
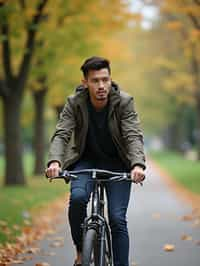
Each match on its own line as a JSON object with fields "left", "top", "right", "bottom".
{"left": 68, "top": 160, "right": 131, "bottom": 266}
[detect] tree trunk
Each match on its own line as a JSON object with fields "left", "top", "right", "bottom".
{"left": 196, "top": 99, "right": 200, "bottom": 160}
{"left": 163, "top": 123, "right": 180, "bottom": 151}
{"left": 55, "top": 105, "right": 64, "bottom": 120}
{"left": 3, "top": 94, "right": 25, "bottom": 185}
{"left": 163, "top": 103, "right": 187, "bottom": 153}
{"left": 33, "top": 89, "right": 47, "bottom": 175}
{"left": 190, "top": 44, "right": 200, "bottom": 160}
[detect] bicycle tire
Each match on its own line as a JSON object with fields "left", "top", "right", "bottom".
{"left": 103, "top": 227, "right": 112, "bottom": 266}
{"left": 82, "top": 229, "right": 98, "bottom": 266}
{"left": 97, "top": 228, "right": 112, "bottom": 266}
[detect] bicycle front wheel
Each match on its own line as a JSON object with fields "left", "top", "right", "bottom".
{"left": 82, "top": 229, "right": 98, "bottom": 266}
{"left": 98, "top": 226, "right": 112, "bottom": 266}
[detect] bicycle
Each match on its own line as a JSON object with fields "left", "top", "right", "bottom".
{"left": 48, "top": 168, "right": 141, "bottom": 266}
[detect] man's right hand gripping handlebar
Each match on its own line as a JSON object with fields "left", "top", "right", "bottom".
{"left": 45, "top": 161, "right": 61, "bottom": 182}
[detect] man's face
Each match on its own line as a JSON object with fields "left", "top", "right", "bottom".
{"left": 83, "top": 68, "right": 112, "bottom": 102}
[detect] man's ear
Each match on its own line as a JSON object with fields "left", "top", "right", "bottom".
{"left": 81, "top": 79, "right": 88, "bottom": 88}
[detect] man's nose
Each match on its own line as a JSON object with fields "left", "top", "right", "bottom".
{"left": 98, "top": 80, "right": 104, "bottom": 89}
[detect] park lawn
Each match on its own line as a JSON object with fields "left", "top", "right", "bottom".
{"left": 0, "top": 153, "right": 69, "bottom": 244}
{"left": 149, "top": 150, "right": 200, "bottom": 195}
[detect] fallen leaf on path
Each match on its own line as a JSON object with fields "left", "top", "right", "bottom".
{"left": 50, "top": 240, "right": 64, "bottom": 247}
{"left": 26, "top": 247, "right": 40, "bottom": 254}
{"left": 0, "top": 197, "right": 66, "bottom": 265}
{"left": 181, "top": 234, "right": 192, "bottom": 241}
{"left": 22, "top": 226, "right": 32, "bottom": 234}
{"left": 181, "top": 215, "right": 193, "bottom": 221}
{"left": 192, "top": 219, "right": 200, "bottom": 228}
{"left": 163, "top": 244, "right": 175, "bottom": 252}
{"left": 152, "top": 213, "right": 161, "bottom": 219}
{"left": 131, "top": 262, "right": 138, "bottom": 266}
{"left": 17, "top": 255, "right": 33, "bottom": 261}
{"left": 10, "top": 259, "right": 24, "bottom": 264}
{"left": 35, "top": 263, "right": 50, "bottom": 266}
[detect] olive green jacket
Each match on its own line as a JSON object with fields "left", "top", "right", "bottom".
{"left": 48, "top": 83, "right": 146, "bottom": 170}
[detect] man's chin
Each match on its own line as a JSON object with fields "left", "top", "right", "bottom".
{"left": 96, "top": 96, "right": 107, "bottom": 101}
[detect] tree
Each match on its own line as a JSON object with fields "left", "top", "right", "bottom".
{"left": 158, "top": 0, "right": 200, "bottom": 156}
{"left": 0, "top": 0, "right": 48, "bottom": 185}
{"left": 136, "top": 0, "right": 200, "bottom": 154}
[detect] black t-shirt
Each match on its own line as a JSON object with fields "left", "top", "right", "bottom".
{"left": 82, "top": 97, "right": 127, "bottom": 171}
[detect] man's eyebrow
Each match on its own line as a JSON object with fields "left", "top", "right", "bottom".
{"left": 91, "top": 76, "right": 109, "bottom": 79}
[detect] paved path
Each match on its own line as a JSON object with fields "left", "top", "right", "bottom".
{"left": 15, "top": 162, "right": 200, "bottom": 266}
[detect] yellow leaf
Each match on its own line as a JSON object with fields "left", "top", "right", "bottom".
{"left": 35, "top": 263, "right": 50, "bottom": 266}
{"left": 10, "top": 259, "right": 24, "bottom": 264}
{"left": 163, "top": 244, "right": 175, "bottom": 252}
{"left": 181, "top": 215, "right": 193, "bottom": 221}
{"left": 23, "top": 226, "right": 32, "bottom": 234}
{"left": 181, "top": 234, "right": 192, "bottom": 241}
{"left": 49, "top": 240, "right": 64, "bottom": 247}
{"left": 26, "top": 247, "right": 40, "bottom": 254}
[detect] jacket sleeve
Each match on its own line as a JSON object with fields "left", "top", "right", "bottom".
{"left": 120, "top": 97, "right": 146, "bottom": 170}
{"left": 47, "top": 97, "right": 76, "bottom": 168}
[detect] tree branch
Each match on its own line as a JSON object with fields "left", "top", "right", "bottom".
{"left": 193, "top": 0, "right": 200, "bottom": 6}
{"left": 18, "top": 0, "right": 26, "bottom": 9}
{"left": 188, "top": 13, "right": 200, "bottom": 29}
{"left": 17, "top": 0, "right": 48, "bottom": 91}
{"left": 0, "top": 3, "right": 13, "bottom": 82}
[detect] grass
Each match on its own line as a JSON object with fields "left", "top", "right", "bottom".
{"left": 149, "top": 150, "right": 200, "bottom": 195}
{"left": 0, "top": 153, "right": 69, "bottom": 244}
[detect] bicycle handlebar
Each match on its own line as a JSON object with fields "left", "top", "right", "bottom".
{"left": 47, "top": 168, "right": 144, "bottom": 185}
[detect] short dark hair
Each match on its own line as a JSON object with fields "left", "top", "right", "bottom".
{"left": 80, "top": 56, "right": 111, "bottom": 78}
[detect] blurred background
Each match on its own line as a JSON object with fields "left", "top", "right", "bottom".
{"left": 0, "top": 0, "right": 199, "bottom": 246}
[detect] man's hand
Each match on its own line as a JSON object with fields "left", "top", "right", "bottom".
{"left": 45, "top": 161, "right": 61, "bottom": 180}
{"left": 131, "top": 165, "right": 145, "bottom": 184}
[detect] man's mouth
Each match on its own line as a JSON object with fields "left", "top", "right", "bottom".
{"left": 97, "top": 90, "right": 106, "bottom": 95}
{"left": 96, "top": 91, "right": 107, "bottom": 100}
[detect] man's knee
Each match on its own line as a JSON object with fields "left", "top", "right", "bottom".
{"left": 70, "top": 188, "right": 88, "bottom": 206}
{"left": 109, "top": 212, "right": 127, "bottom": 232}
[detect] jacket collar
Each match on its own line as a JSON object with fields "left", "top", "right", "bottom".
{"left": 109, "top": 82, "right": 121, "bottom": 110}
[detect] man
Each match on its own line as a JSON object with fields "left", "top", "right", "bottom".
{"left": 45, "top": 56, "right": 146, "bottom": 266}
